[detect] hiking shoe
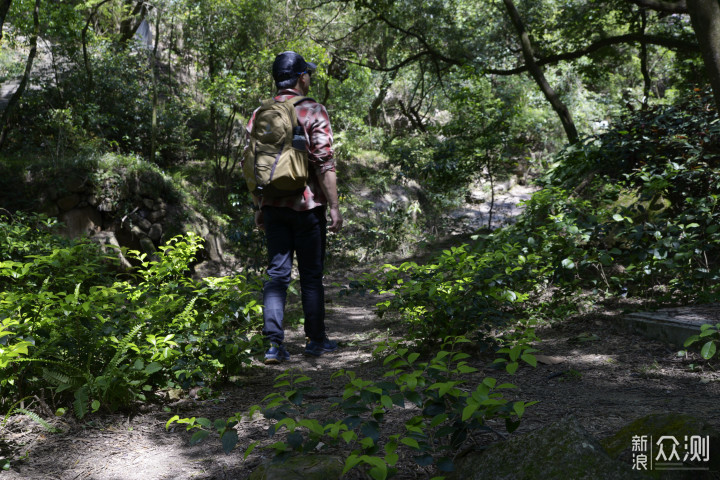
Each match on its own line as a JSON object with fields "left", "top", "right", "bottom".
{"left": 304, "top": 337, "right": 339, "bottom": 357}
{"left": 264, "top": 343, "right": 290, "bottom": 364}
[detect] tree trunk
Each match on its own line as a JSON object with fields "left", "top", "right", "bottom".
{"left": 368, "top": 71, "right": 397, "bottom": 127}
{"left": 686, "top": 0, "right": 720, "bottom": 113}
{"left": 150, "top": 9, "right": 160, "bottom": 165}
{"left": 0, "top": 0, "right": 12, "bottom": 43}
{"left": 119, "top": 0, "right": 147, "bottom": 46}
{"left": 502, "top": 0, "right": 579, "bottom": 144}
{"left": 640, "top": 9, "right": 652, "bottom": 109}
{"left": 0, "top": 0, "right": 39, "bottom": 150}
{"left": 82, "top": 0, "right": 113, "bottom": 89}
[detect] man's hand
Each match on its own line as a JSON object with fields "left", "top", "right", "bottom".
{"left": 254, "top": 209, "right": 265, "bottom": 231}
{"left": 328, "top": 205, "right": 343, "bottom": 233}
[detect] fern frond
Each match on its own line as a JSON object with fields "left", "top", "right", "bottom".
{"left": 1, "top": 396, "right": 33, "bottom": 426}
{"left": 73, "top": 387, "right": 89, "bottom": 419}
{"left": 42, "top": 368, "right": 71, "bottom": 386}
{"left": 14, "top": 408, "right": 61, "bottom": 433}
{"left": 174, "top": 296, "right": 198, "bottom": 323}
{"left": 107, "top": 323, "right": 143, "bottom": 372}
{"left": 11, "top": 357, "right": 83, "bottom": 375}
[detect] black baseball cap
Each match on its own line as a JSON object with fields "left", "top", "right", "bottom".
{"left": 272, "top": 51, "right": 317, "bottom": 88}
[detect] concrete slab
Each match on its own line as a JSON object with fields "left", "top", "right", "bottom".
{"left": 624, "top": 304, "right": 720, "bottom": 347}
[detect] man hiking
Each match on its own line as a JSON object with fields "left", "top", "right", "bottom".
{"left": 244, "top": 51, "right": 343, "bottom": 364}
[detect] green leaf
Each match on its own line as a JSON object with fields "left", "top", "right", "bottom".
{"left": 521, "top": 353, "right": 537, "bottom": 367}
{"left": 457, "top": 364, "right": 478, "bottom": 374}
{"left": 369, "top": 466, "right": 387, "bottom": 480}
{"left": 401, "top": 437, "right": 420, "bottom": 449}
{"left": 684, "top": 335, "right": 700, "bottom": 347}
{"left": 430, "top": 414, "right": 448, "bottom": 427}
{"left": 221, "top": 429, "right": 239, "bottom": 454}
{"left": 506, "top": 362, "right": 519, "bottom": 375}
{"left": 513, "top": 401, "right": 525, "bottom": 417}
{"left": 196, "top": 417, "right": 212, "bottom": 429}
{"left": 561, "top": 258, "right": 575, "bottom": 269}
{"left": 405, "top": 391, "right": 422, "bottom": 407}
{"left": 144, "top": 362, "right": 162, "bottom": 374}
{"left": 244, "top": 442, "right": 258, "bottom": 459}
{"left": 414, "top": 454, "right": 434, "bottom": 466}
{"left": 343, "top": 454, "right": 363, "bottom": 475}
{"left": 462, "top": 404, "right": 478, "bottom": 421}
{"left": 701, "top": 341, "right": 717, "bottom": 360}
{"left": 189, "top": 430, "right": 210, "bottom": 445}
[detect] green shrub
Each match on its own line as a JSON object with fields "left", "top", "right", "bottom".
{"left": 167, "top": 337, "right": 536, "bottom": 479}
{"left": 0, "top": 216, "right": 263, "bottom": 416}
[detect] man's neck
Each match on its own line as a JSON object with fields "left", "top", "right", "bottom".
{"left": 277, "top": 87, "right": 303, "bottom": 96}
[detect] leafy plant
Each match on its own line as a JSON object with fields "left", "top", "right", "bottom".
{"left": 680, "top": 323, "right": 720, "bottom": 361}
{"left": 167, "top": 337, "right": 536, "bottom": 479}
{"left": 1, "top": 215, "right": 263, "bottom": 417}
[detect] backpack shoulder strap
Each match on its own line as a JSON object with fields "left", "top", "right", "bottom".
{"left": 287, "top": 96, "right": 315, "bottom": 106}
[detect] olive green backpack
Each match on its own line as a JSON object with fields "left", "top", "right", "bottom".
{"left": 243, "top": 96, "right": 311, "bottom": 198}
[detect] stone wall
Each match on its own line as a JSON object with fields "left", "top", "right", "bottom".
{"left": 38, "top": 169, "right": 228, "bottom": 274}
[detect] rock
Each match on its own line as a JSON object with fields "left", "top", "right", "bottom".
{"left": 249, "top": 455, "right": 344, "bottom": 480}
{"left": 142, "top": 198, "right": 154, "bottom": 209}
{"left": 58, "top": 207, "right": 102, "bottom": 238}
{"left": 139, "top": 236, "right": 156, "bottom": 255}
{"left": 451, "top": 416, "right": 644, "bottom": 480}
{"left": 91, "top": 231, "right": 132, "bottom": 271}
{"left": 62, "top": 175, "right": 86, "bottom": 192}
{"left": 136, "top": 217, "right": 152, "bottom": 231}
{"left": 57, "top": 194, "right": 80, "bottom": 211}
{"left": 148, "top": 223, "right": 163, "bottom": 242}
{"left": 97, "top": 198, "right": 116, "bottom": 212}
{"left": 204, "top": 233, "right": 224, "bottom": 262}
{"left": 602, "top": 412, "right": 720, "bottom": 479}
{"left": 149, "top": 209, "right": 166, "bottom": 222}
{"left": 465, "top": 190, "right": 486, "bottom": 204}
{"left": 130, "top": 225, "right": 147, "bottom": 238}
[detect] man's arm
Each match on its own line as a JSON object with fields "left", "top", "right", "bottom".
{"left": 317, "top": 170, "right": 342, "bottom": 233}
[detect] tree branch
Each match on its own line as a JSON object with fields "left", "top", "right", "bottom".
{"left": 356, "top": 2, "right": 465, "bottom": 68}
{"left": 502, "top": 0, "right": 578, "bottom": 144}
{"left": 485, "top": 33, "right": 699, "bottom": 75}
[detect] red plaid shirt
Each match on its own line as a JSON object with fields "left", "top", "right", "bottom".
{"left": 245, "top": 88, "right": 335, "bottom": 211}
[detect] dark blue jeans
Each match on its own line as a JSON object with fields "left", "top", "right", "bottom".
{"left": 262, "top": 206, "right": 327, "bottom": 345}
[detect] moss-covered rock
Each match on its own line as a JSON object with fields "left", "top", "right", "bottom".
{"left": 450, "top": 416, "right": 646, "bottom": 480}
{"left": 248, "top": 454, "right": 344, "bottom": 480}
{"left": 601, "top": 412, "right": 720, "bottom": 479}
